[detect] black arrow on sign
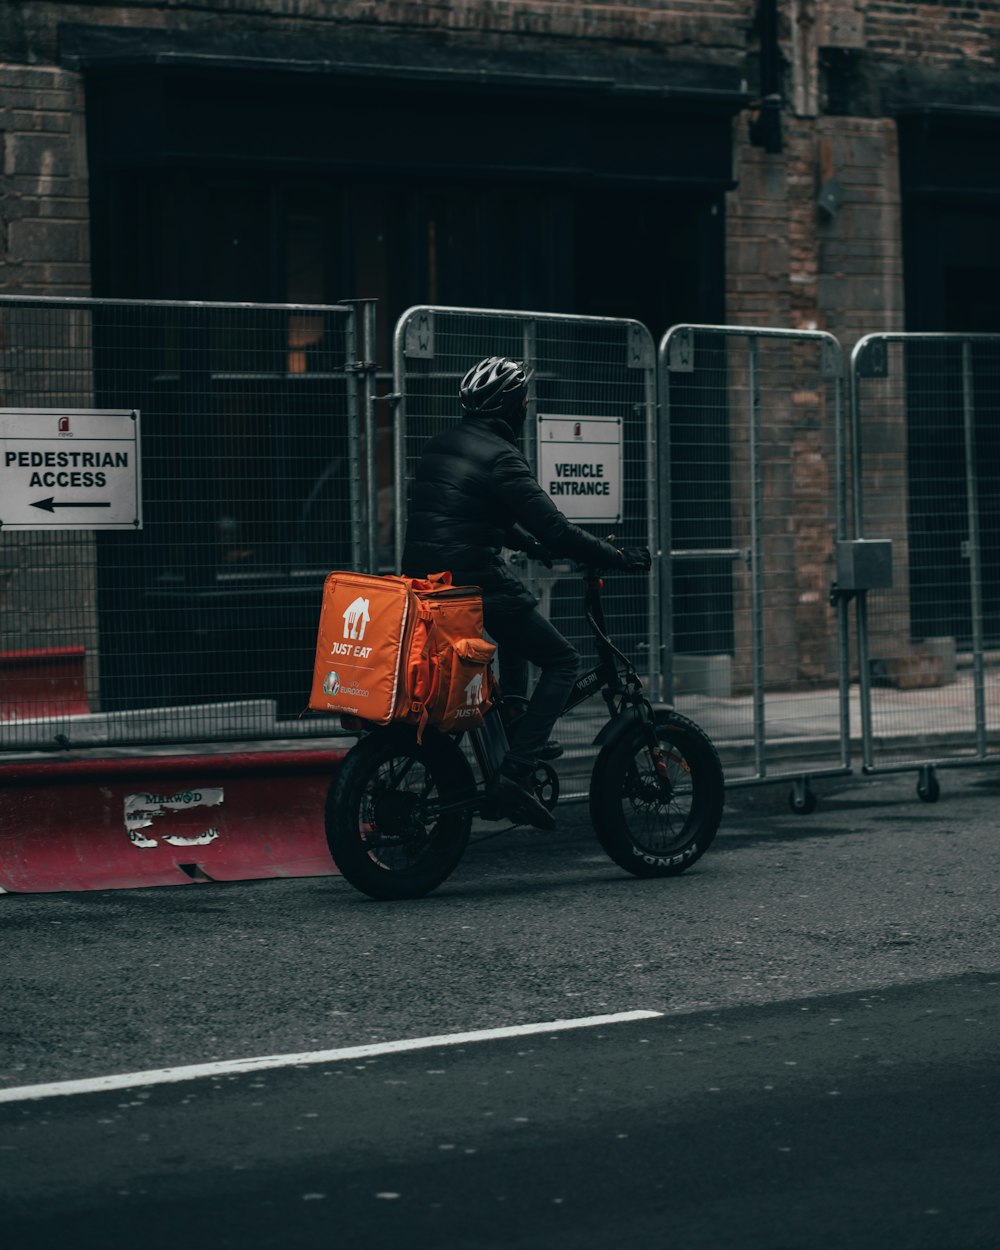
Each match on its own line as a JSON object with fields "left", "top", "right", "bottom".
{"left": 31, "top": 498, "right": 112, "bottom": 512}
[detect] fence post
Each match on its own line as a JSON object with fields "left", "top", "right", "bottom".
{"left": 359, "top": 299, "right": 380, "bottom": 573}
{"left": 961, "top": 341, "right": 987, "bottom": 758}
{"left": 830, "top": 343, "right": 853, "bottom": 770}
{"left": 648, "top": 366, "right": 667, "bottom": 705}
{"left": 747, "top": 337, "right": 767, "bottom": 779}
{"left": 343, "top": 305, "right": 364, "bottom": 573}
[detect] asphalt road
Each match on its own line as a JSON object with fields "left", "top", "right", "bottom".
{"left": 3, "top": 768, "right": 1000, "bottom": 1247}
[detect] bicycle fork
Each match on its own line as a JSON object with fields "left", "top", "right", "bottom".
{"left": 636, "top": 713, "right": 686, "bottom": 799}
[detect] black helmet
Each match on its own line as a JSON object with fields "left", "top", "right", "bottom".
{"left": 459, "top": 356, "right": 533, "bottom": 420}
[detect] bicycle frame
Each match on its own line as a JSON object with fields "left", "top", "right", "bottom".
{"left": 467, "top": 570, "right": 650, "bottom": 787}
{"left": 329, "top": 563, "right": 723, "bottom": 895}
{"left": 562, "top": 573, "right": 646, "bottom": 716}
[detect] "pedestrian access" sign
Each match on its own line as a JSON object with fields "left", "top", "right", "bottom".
{"left": 0, "top": 408, "right": 142, "bottom": 530}
{"left": 536, "top": 415, "right": 622, "bottom": 524}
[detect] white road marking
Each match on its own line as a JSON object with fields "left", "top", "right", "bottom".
{"left": 0, "top": 1010, "right": 662, "bottom": 1104}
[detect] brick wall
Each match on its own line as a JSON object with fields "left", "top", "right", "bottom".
{"left": 862, "top": 0, "right": 1000, "bottom": 66}
{"left": 2, "top": 1, "right": 998, "bottom": 325}
{"left": 0, "top": 0, "right": 995, "bottom": 705}
{"left": 4, "top": 1, "right": 750, "bottom": 58}
{"left": 726, "top": 113, "right": 903, "bottom": 343}
{"left": 0, "top": 64, "right": 90, "bottom": 296}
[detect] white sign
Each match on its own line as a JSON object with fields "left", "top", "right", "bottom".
{"left": 0, "top": 408, "right": 142, "bottom": 530}
{"left": 537, "top": 415, "right": 623, "bottom": 523}
{"left": 125, "top": 789, "right": 223, "bottom": 849}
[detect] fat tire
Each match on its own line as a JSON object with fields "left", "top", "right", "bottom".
{"left": 327, "top": 725, "right": 475, "bottom": 900}
{"left": 590, "top": 710, "right": 724, "bottom": 878}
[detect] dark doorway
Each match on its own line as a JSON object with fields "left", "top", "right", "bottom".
{"left": 82, "top": 54, "right": 740, "bottom": 717}
{"left": 91, "top": 167, "right": 728, "bottom": 701}
{"left": 905, "top": 204, "right": 1000, "bottom": 335}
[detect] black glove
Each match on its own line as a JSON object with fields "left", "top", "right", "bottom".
{"left": 523, "top": 538, "right": 554, "bottom": 569}
{"left": 617, "top": 546, "right": 652, "bottom": 573}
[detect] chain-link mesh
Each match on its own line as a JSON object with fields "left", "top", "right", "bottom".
{"left": 0, "top": 296, "right": 363, "bottom": 751}
{"left": 661, "top": 326, "right": 851, "bottom": 787}
{"left": 392, "top": 306, "right": 658, "bottom": 778}
{"left": 852, "top": 334, "right": 1000, "bottom": 774}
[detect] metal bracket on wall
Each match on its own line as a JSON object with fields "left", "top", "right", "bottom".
{"left": 829, "top": 538, "right": 894, "bottom": 606}
{"left": 855, "top": 337, "right": 889, "bottom": 378}
{"left": 404, "top": 310, "right": 434, "bottom": 359}
{"left": 667, "top": 327, "right": 695, "bottom": 373}
{"left": 627, "top": 323, "right": 654, "bottom": 369}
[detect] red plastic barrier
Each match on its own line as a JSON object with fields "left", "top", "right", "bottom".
{"left": 0, "top": 646, "right": 90, "bottom": 720}
{"left": 0, "top": 748, "right": 346, "bottom": 893}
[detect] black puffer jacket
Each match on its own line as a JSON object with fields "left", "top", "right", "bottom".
{"left": 401, "top": 412, "right": 623, "bottom": 615}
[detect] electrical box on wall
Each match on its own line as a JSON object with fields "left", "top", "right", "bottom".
{"left": 836, "top": 539, "right": 893, "bottom": 591}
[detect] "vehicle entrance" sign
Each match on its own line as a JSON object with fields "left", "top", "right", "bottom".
{"left": 536, "top": 415, "right": 622, "bottom": 524}
{"left": 0, "top": 408, "right": 142, "bottom": 530}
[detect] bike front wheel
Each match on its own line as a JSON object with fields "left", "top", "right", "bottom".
{"left": 590, "top": 710, "right": 724, "bottom": 878}
{"left": 326, "top": 724, "right": 476, "bottom": 900}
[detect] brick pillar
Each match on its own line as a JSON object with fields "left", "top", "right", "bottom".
{"left": 726, "top": 127, "right": 793, "bottom": 328}
{"left": 816, "top": 117, "right": 904, "bottom": 347}
{"left": 0, "top": 63, "right": 91, "bottom": 295}
{"left": 725, "top": 116, "right": 854, "bottom": 690}
{"left": 0, "top": 64, "right": 97, "bottom": 716}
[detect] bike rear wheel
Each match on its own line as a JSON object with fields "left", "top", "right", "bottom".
{"left": 326, "top": 725, "right": 476, "bottom": 900}
{"left": 590, "top": 710, "right": 724, "bottom": 878}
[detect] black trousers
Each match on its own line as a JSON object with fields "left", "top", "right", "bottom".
{"left": 485, "top": 605, "right": 580, "bottom": 762}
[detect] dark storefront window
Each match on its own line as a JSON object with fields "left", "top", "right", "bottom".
{"left": 100, "top": 169, "right": 720, "bottom": 358}
{"left": 99, "top": 166, "right": 723, "bottom": 569}
{"left": 900, "top": 115, "right": 1000, "bottom": 647}
{"left": 84, "top": 62, "right": 735, "bottom": 705}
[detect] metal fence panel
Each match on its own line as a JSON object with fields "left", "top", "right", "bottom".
{"left": 392, "top": 306, "right": 659, "bottom": 781}
{"left": 851, "top": 333, "right": 1000, "bottom": 785}
{"left": 660, "top": 325, "right": 852, "bottom": 794}
{"left": 0, "top": 296, "right": 370, "bottom": 751}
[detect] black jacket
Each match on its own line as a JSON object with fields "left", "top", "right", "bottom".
{"left": 401, "top": 412, "right": 623, "bottom": 615}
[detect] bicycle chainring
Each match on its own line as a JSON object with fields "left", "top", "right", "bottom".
{"left": 531, "top": 761, "right": 560, "bottom": 812}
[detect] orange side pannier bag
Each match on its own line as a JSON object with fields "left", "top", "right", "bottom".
{"left": 308, "top": 571, "right": 496, "bottom": 738}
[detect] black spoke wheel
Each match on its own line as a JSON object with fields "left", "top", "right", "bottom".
{"left": 326, "top": 725, "right": 475, "bottom": 900}
{"left": 590, "top": 711, "right": 724, "bottom": 878}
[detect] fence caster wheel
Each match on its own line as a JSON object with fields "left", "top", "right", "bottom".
{"left": 789, "top": 782, "right": 817, "bottom": 815}
{"left": 917, "top": 767, "right": 940, "bottom": 803}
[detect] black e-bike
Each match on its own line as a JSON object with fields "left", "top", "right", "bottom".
{"left": 326, "top": 567, "right": 725, "bottom": 900}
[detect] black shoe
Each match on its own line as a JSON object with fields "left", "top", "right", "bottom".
{"left": 477, "top": 798, "right": 507, "bottom": 822}
{"left": 485, "top": 759, "right": 555, "bottom": 831}
{"left": 537, "top": 739, "right": 564, "bottom": 761}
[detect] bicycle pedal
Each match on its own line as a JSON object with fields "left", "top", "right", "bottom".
{"left": 485, "top": 773, "right": 556, "bottom": 831}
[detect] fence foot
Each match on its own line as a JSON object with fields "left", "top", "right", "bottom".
{"left": 789, "top": 778, "right": 817, "bottom": 815}
{"left": 917, "top": 766, "right": 940, "bottom": 804}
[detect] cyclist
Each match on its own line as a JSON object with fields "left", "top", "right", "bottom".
{"left": 401, "top": 355, "right": 650, "bottom": 830}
